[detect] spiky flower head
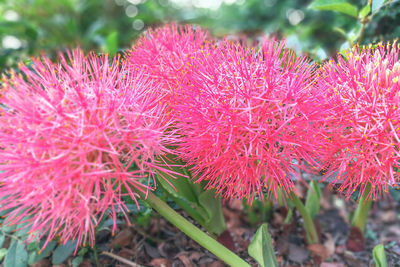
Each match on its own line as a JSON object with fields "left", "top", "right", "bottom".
{"left": 318, "top": 43, "right": 400, "bottom": 199}
{"left": 0, "top": 50, "right": 176, "bottom": 249}
{"left": 174, "top": 39, "right": 324, "bottom": 201}
{"left": 127, "top": 23, "right": 211, "bottom": 108}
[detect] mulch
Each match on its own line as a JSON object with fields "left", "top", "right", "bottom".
{"left": 31, "top": 183, "right": 400, "bottom": 267}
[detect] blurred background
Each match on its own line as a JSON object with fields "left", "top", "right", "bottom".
{"left": 0, "top": 0, "right": 399, "bottom": 69}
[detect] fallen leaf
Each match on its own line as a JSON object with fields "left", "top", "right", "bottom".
{"left": 320, "top": 263, "right": 346, "bottom": 267}
{"left": 209, "top": 261, "right": 225, "bottom": 267}
{"left": 149, "top": 258, "right": 172, "bottom": 267}
{"left": 110, "top": 228, "right": 134, "bottom": 248}
{"left": 288, "top": 244, "right": 309, "bottom": 263}
{"left": 323, "top": 233, "right": 335, "bottom": 258}
{"left": 144, "top": 243, "right": 160, "bottom": 258}
{"left": 188, "top": 251, "right": 202, "bottom": 261}
{"left": 308, "top": 243, "right": 329, "bottom": 261}
{"left": 381, "top": 210, "right": 397, "bottom": 223}
{"left": 346, "top": 227, "right": 364, "bottom": 252}
{"left": 117, "top": 248, "right": 135, "bottom": 259}
{"left": 79, "top": 259, "right": 93, "bottom": 267}
{"left": 176, "top": 252, "right": 194, "bottom": 267}
{"left": 31, "top": 259, "right": 51, "bottom": 267}
{"left": 217, "top": 230, "right": 236, "bottom": 252}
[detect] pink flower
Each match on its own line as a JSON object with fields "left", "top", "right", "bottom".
{"left": 127, "top": 23, "right": 211, "bottom": 108}
{"left": 174, "top": 39, "right": 324, "bottom": 200}
{"left": 0, "top": 50, "right": 176, "bottom": 249}
{"left": 318, "top": 43, "right": 400, "bottom": 199}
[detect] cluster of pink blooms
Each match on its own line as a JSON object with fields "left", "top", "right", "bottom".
{"left": 0, "top": 50, "right": 177, "bottom": 248}
{"left": 0, "top": 23, "right": 399, "bottom": 249}
{"left": 127, "top": 24, "right": 211, "bottom": 108}
{"left": 318, "top": 43, "right": 400, "bottom": 199}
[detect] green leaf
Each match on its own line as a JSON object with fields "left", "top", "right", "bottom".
{"left": 359, "top": 4, "right": 371, "bottom": 18}
{"left": 0, "top": 248, "right": 8, "bottom": 261}
{"left": 105, "top": 31, "right": 118, "bottom": 55}
{"left": 198, "top": 190, "right": 226, "bottom": 235}
{"left": 4, "top": 240, "right": 28, "bottom": 267}
{"left": 309, "top": 0, "right": 358, "bottom": 17}
{"left": 0, "top": 235, "right": 5, "bottom": 248}
{"left": 72, "top": 256, "right": 83, "bottom": 267}
{"left": 305, "top": 181, "right": 321, "bottom": 219}
{"left": 372, "top": 0, "right": 385, "bottom": 12}
{"left": 248, "top": 224, "right": 278, "bottom": 267}
{"left": 156, "top": 155, "right": 199, "bottom": 203}
{"left": 28, "top": 241, "right": 57, "bottom": 265}
{"left": 52, "top": 240, "right": 77, "bottom": 265}
{"left": 373, "top": 244, "right": 388, "bottom": 267}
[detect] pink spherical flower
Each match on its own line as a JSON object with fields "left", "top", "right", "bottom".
{"left": 127, "top": 23, "right": 212, "bottom": 108}
{"left": 174, "top": 39, "right": 325, "bottom": 200}
{"left": 318, "top": 43, "right": 400, "bottom": 199}
{"left": 0, "top": 50, "right": 176, "bottom": 249}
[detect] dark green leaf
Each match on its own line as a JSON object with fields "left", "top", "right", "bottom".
{"left": 156, "top": 155, "right": 199, "bottom": 203}
{"left": 4, "top": 240, "right": 28, "bottom": 267}
{"left": 305, "top": 180, "right": 321, "bottom": 219}
{"left": 248, "top": 224, "right": 278, "bottom": 267}
{"left": 198, "top": 190, "right": 226, "bottom": 235}
{"left": 373, "top": 244, "right": 388, "bottom": 267}
{"left": 0, "top": 235, "right": 5, "bottom": 248}
{"left": 28, "top": 241, "right": 57, "bottom": 265}
{"left": 52, "top": 240, "right": 77, "bottom": 265}
{"left": 72, "top": 256, "right": 83, "bottom": 267}
{"left": 309, "top": 0, "right": 358, "bottom": 17}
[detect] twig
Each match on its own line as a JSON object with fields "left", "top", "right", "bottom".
{"left": 101, "top": 251, "right": 145, "bottom": 267}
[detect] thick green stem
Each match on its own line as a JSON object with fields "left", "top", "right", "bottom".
{"left": 140, "top": 191, "right": 250, "bottom": 267}
{"left": 351, "top": 184, "right": 372, "bottom": 234}
{"left": 290, "top": 192, "right": 319, "bottom": 244}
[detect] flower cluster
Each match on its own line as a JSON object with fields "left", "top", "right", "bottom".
{"left": 173, "top": 39, "right": 327, "bottom": 200}
{"left": 127, "top": 23, "right": 211, "bottom": 108}
{"left": 0, "top": 50, "right": 176, "bottom": 248}
{"left": 318, "top": 43, "right": 400, "bottom": 199}
{"left": 1, "top": 23, "right": 400, "bottom": 252}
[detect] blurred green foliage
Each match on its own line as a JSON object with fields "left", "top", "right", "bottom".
{"left": 0, "top": 0, "right": 399, "bottom": 69}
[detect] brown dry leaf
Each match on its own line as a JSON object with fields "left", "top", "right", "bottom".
{"left": 176, "top": 252, "right": 194, "bottom": 267}
{"left": 308, "top": 243, "right": 329, "bottom": 261}
{"left": 276, "top": 238, "right": 289, "bottom": 255}
{"left": 149, "top": 258, "right": 172, "bottom": 267}
{"left": 111, "top": 228, "right": 134, "bottom": 248}
{"left": 323, "top": 233, "right": 335, "bottom": 258}
{"left": 144, "top": 243, "right": 160, "bottom": 258}
{"left": 158, "top": 242, "right": 178, "bottom": 258}
{"left": 208, "top": 261, "right": 225, "bottom": 267}
{"left": 346, "top": 227, "right": 364, "bottom": 252}
{"left": 288, "top": 244, "right": 309, "bottom": 263}
{"left": 217, "top": 230, "right": 236, "bottom": 252}
{"left": 381, "top": 210, "right": 397, "bottom": 223}
{"left": 31, "top": 259, "right": 51, "bottom": 267}
{"left": 117, "top": 248, "right": 135, "bottom": 259}
{"left": 79, "top": 259, "right": 93, "bottom": 267}
{"left": 188, "top": 251, "right": 202, "bottom": 261}
{"left": 320, "top": 263, "right": 346, "bottom": 267}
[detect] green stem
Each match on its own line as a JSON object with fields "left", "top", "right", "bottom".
{"left": 165, "top": 191, "right": 217, "bottom": 238}
{"left": 141, "top": 191, "right": 250, "bottom": 267}
{"left": 351, "top": 184, "right": 372, "bottom": 234}
{"left": 93, "top": 243, "right": 100, "bottom": 267}
{"left": 290, "top": 192, "right": 319, "bottom": 244}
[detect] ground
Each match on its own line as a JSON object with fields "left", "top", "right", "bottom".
{"left": 28, "top": 183, "right": 400, "bottom": 267}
